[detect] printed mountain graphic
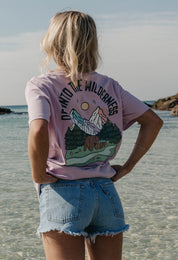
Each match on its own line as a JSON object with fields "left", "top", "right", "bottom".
{"left": 65, "top": 107, "right": 122, "bottom": 166}
{"left": 70, "top": 107, "right": 107, "bottom": 135}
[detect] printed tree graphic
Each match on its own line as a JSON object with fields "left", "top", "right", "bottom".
{"left": 65, "top": 125, "right": 88, "bottom": 150}
{"left": 65, "top": 119, "right": 122, "bottom": 151}
{"left": 97, "top": 119, "right": 122, "bottom": 144}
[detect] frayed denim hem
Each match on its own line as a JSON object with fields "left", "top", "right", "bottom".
{"left": 86, "top": 224, "right": 129, "bottom": 244}
{"left": 36, "top": 222, "right": 129, "bottom": 244}
{"left": 36, "top": 228, "right": 88, "bottom": 238}
{"left": 36, "top": 224, "right": 129, "bottom": 243}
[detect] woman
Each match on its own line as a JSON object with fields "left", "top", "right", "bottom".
{"left": 25, "top": 11, "right": 163, "bottom": 260}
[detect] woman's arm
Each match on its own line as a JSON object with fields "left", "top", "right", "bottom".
{"left": 111, "top": 109, "right": 163, "bottom": 181}
{"left": 28, "top": 119, "right": 58, "bottom": 184}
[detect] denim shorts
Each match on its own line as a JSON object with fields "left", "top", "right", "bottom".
{"left": 37, "top": 178, "right": 129, "bottom": 242}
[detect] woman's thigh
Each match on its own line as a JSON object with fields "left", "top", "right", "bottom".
{"left": 42, "top": 230, "right": 85, "bottom": 260}
{"left": 86, "top": 232, "right": 123, "bottom": 260}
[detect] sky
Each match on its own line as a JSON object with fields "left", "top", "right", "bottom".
{"left": 0, "top": 0, "right": 178, "bottom": 105}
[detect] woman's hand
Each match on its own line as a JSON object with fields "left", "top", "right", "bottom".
{"left": 111, "top": 165, "right": 132, "bottom": 182}
{"left": 111, "top": 109, "right": 163, "bottom": 182}
{"left": 34, "top": 173, "right": 58, "bottom": 184}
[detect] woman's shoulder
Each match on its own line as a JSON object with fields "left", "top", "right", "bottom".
{"left": 94, "top": 71, "right": 122, "bottom": 90}
{"left": 26, "top": 72, "right": 66, "bottom": 90}
{"left": 27, "top": 72, "right": 59, "bottom": 84}
{"left": 94, "top": 71, "right": 114, "bottom": 81}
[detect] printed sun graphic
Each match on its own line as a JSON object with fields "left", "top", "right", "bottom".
{"left": 81, "top": 102, "right": 89, "bottom": 110}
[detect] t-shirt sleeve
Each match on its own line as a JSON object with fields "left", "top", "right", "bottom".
{"left": 25, "top": 79, "right": 51, "bottom": 124}
{"left": 120, "top": 85, "right": 149, "bottom": 130}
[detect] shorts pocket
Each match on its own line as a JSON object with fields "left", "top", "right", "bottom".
{"left": 100, "top": 182, "right": 124, "bottom": 219}
{"left": 45, "top": 183, "right": 84, "bottom": 224}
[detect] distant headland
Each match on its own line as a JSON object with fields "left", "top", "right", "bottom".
{"left": 0, "top": 107, "right": 27, "bottom": 115}
{"left": 0, "top": 107, "right": 12, "bottom": 115}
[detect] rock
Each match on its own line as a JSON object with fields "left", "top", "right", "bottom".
{"left": 152, "top": 93, "right": 178, "bottom": 116}
{"left": 171, "top": 105, "right": 178, "bottom": 116}
{"left": 0, "top": 107, "right": 12, "bottom": 115}
{"left": 144, "top": 102, "right": 152, "bottom": 108}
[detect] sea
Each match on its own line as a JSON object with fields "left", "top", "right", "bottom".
{"left": 0, "top": 104, "right": 177, "bottom": 260}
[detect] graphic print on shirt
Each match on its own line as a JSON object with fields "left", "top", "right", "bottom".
{"left": 65, "top": 105, "right": 122, "bottom": 166}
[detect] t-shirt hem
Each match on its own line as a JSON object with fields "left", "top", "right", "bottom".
{"left": 28, "top": 116, "right": 50, "bottom": 125}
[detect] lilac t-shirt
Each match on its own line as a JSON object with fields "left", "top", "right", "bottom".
{"left": 25, "top": 71, "right": 149, "bottom": 183}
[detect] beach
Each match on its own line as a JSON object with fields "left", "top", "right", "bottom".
{"left": 0, "top": 106, "right": 177, "bottom": 259}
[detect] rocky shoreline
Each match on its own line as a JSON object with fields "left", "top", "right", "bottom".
{"left": 150, "top": 93, "right": 178, "bottom": 116}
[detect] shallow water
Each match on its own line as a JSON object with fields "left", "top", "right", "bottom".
{"left": 0, "top": 106, "right": 177, "bottom": 259}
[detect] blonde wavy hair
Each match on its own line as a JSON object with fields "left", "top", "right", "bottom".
{"left": 41, "top": 11, "right": 99, "bottom": 85}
